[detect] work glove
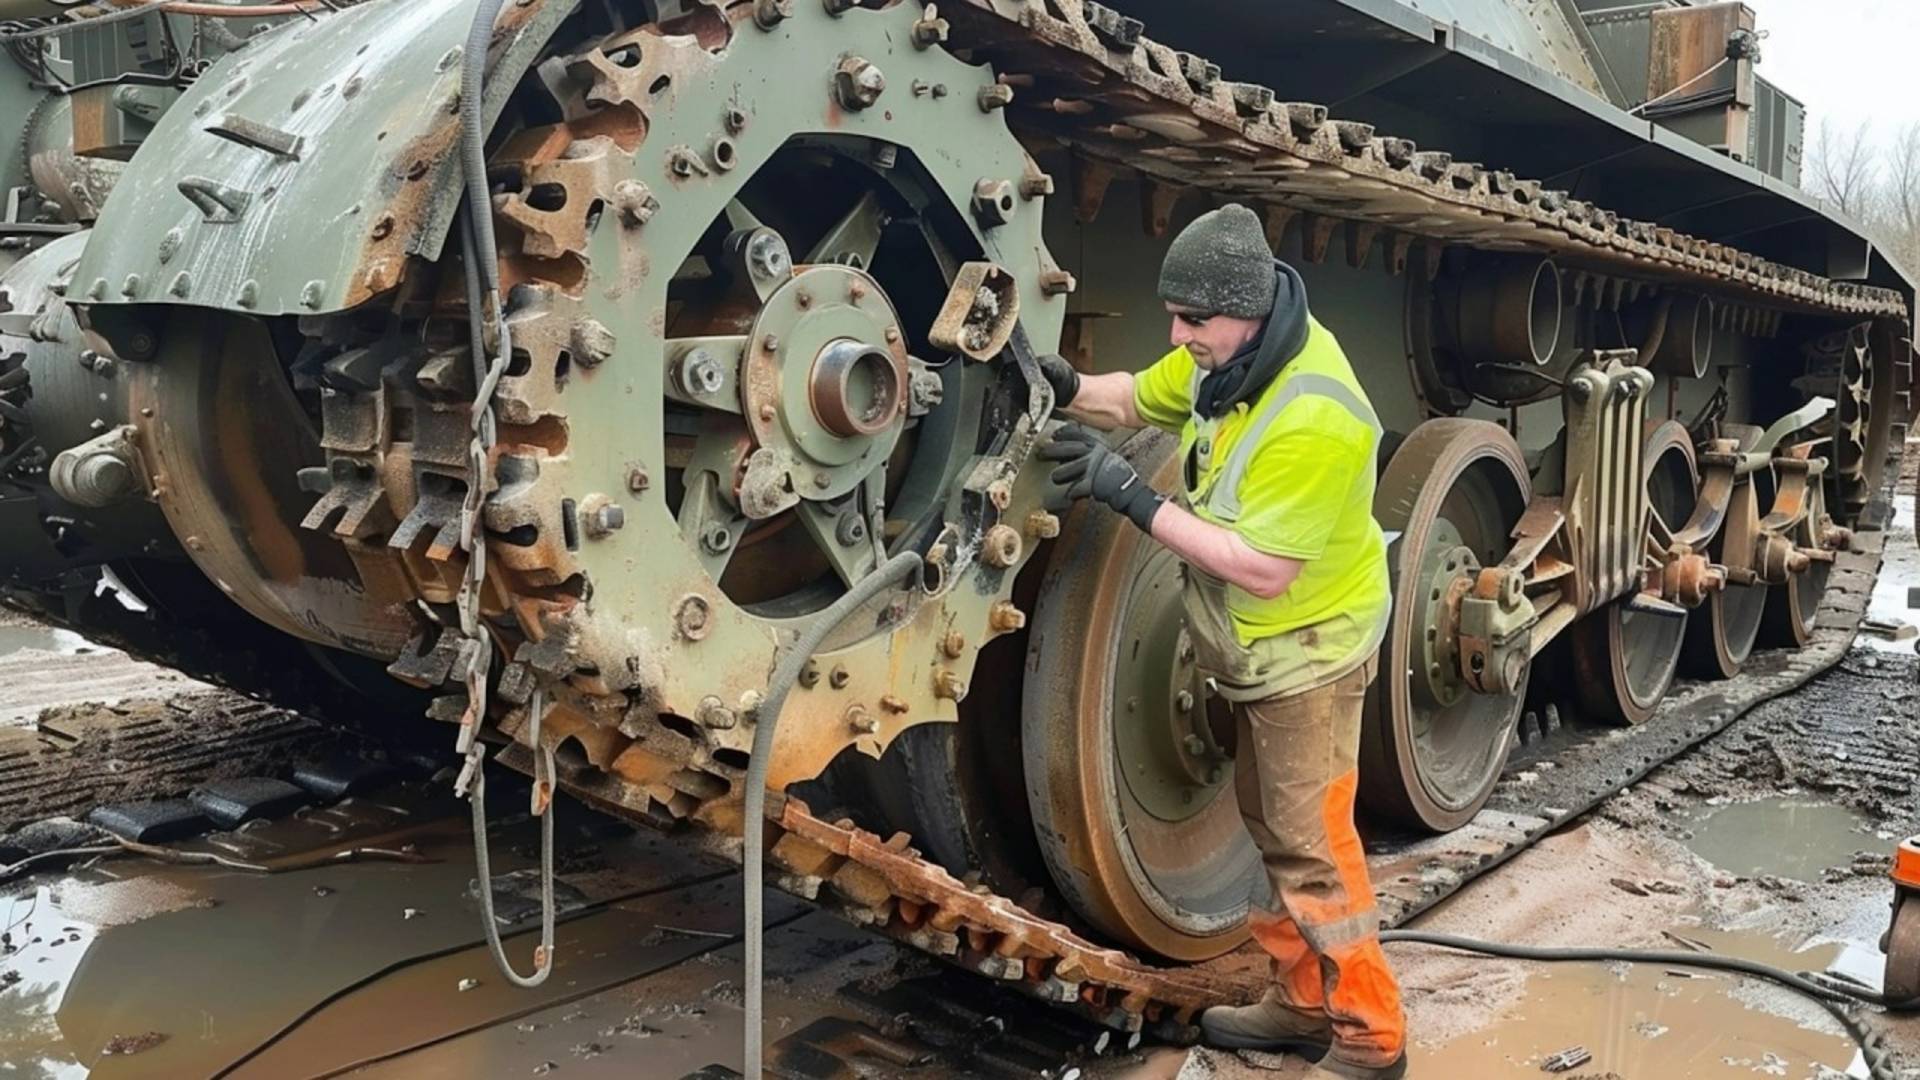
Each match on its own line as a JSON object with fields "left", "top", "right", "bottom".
{"left": 1040, "top": 423, "right": 1165, "bottom": 534}
{"left": 1037, "top": 353, "right": 1080, "bottom": 412}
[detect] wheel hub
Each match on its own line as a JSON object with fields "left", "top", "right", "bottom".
{"left": 740, "top": 262, "right": 910, "bottom": 511}
{"left": 1113, "top": 550, "right": 1228, "bottom": 822}
{"left": 1411, "top": 534, "right": 1476, "bottom": 712}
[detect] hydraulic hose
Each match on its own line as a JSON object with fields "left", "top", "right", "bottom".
{"left": 743, "top": 550, "right": 923, "bottom": 1077}
{"left": 1380, "top": 929, "right": 1913, "bottom": 1080}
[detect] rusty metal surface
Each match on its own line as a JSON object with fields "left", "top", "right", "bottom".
{"left": 941, "top": 0, "right": 1905, "bottom": 323}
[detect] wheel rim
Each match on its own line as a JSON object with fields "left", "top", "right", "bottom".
{"left": 1361, "top": 419, "right": 1532, "bottom": 832}
{"left": 1573, "top": 421, "right": 1695, "bottom": 725}
{"left": 1886, "top": 895, "right": 1920, "bottom": 1004}
{"left": 1683, "top": 466, "right": 1768, "bottom": 679}
{"left": 1761, "top": 462, "right": 1835, "bottom": 648}
{"left": 1023, "top": 434, "right": 1260, "bottom": 960}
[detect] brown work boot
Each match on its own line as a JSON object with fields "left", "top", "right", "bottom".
{"left": 1197, "top": 990, "right": 1333, "bottom": 1056}
{"left": 1301, "top": 1051, "right": 1408, "bottom": 1079}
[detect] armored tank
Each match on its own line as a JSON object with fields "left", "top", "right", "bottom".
{"left": 0, "top": 0, "right": 1911, "bottom": 1031}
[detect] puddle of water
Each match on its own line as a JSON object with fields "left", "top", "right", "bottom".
{"left": 1680, "top": 796, "right": 1872, "bottom": 882}
{"left": 0, "top": 626, "right": 91, "bottom": 659}
{"left": 1414, "top": 931, "right": 1857, "bottom": 1079}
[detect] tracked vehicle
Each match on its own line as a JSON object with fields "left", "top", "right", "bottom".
{"left": 0, "top": 0, "right": 1912, "bottom": 1034}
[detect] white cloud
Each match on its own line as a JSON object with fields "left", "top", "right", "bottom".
{"left": 1749, "top": 0, "right": 1920, "bottom": 147}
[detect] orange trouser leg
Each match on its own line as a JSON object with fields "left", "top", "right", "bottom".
{"left": 1233, "top": 662, "right": 1406, "bottom": 1066}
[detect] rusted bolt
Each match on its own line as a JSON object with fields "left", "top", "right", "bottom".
{"left": 582, "top": 500, "right": 625, "bottom": 539}
{"left": 828, "top": 664, "right": 850, "bottom": 689}
{"left": 626, "top": 466, "right": 650, "bottom": 494}
{"left": 370, "top": 215, "right": 393, "bottom": 241}
{"left": 941, "top": 631, "right": 966, "bottom": 659}
{"left": 1025, "top": 510, "right": 1061, "bottom": 540}
{"left": 880, "top": 694, "right": 909, "bottom": 714}
{"left": 933, "top": 669, "right": 969, "bottom": 701}
{"left": 675, "top": 349, "right": 726, "bottom": 397}
{"left": 845, "top": 704, "right": 879, "bottom": 734}
{"left": 1020, "top": 172, "right": 1056, "bottom": 200}
{"left": 988, "top": 600, "right": 1027, "bottom": 633}
{"left": 697, "top": 696, "right": 737, "bottom": 729}
{"left": 758, "top": 403, "right": 777, "bottom": 423}
{"left": 981, "top": 523, "right": 1022, "bottom": 568}
{"left": 911, "top": 8, "right": 949, "bottom": 49}
{"left": 977, "top": 83, "right": 1015, "bottom": 112}
{"left": 795, "top": 288, "right": 813, "bottom": 309}
{"left": 985, "top": 480, "right": 1013, "bottom": 510}
{"left": 571, "top": 317, "right": 616, "bottom": 367}
{"left": 848, "top": 278, "right": 868, "bottom": 302}
{"left": 971, "top": 179, "right": 1016, "bottom": 228}
{"left": 751, "top": 0, "right": 790, "bottom": 28}
{"left": 675, "top": 594, "right": 713, "bottom": 640}
{"left": 614, "top": 179, "right": 659, "bottom": 227}
{"left": 833, "top": 55, "right": 886, "bottom": 111}
{"left": 1039, "top": 269, "right": 1077, "bottom": 297}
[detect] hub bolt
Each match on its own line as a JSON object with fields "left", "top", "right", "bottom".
{"left": 988, "top": 600, "right": 1027, "bottom": 633}
{"left": 833, "top": 55, "right": 887, "bottom": 111}
{"left": 676, "top": 348, "right": 726, "bottom": 398}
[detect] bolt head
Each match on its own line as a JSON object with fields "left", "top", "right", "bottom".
{"left": 627, "top": 467, "right": 650, "bottom": 494}
{"left": 833, "top": 56, "right": 886, "bottom": 111}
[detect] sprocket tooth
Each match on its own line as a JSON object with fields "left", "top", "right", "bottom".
{"left": 495, "top": 285, "right": 583, "bottom": 426}
{"left": 484, "top": 448, "right": 582, "bottom": 586}
{"left": 492, "top": 130, "right": 628, "bottom": 260}
{"left": 389, "top": 475, "right": 467, "bottom": 563}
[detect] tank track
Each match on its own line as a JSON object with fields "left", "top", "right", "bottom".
{"left": 942, "top": 0, "right": 1903, "bottom": 323}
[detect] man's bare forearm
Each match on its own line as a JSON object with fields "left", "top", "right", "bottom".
{"left": 1149, "top": 503, "right": 1302, "bottom": 600}
{"left": 1060, "top": 370, "right": 1142, "bottom": 431}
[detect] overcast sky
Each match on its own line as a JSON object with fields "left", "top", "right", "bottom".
{"left": 1748, "top": 0, "right": 1920, "bottom": 148}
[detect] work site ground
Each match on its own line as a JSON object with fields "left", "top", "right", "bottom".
{"left": 1, "top": 458, "right": 1917, "bottom": 1080}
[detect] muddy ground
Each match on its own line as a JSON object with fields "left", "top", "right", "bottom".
{"left": 1, "top": 456, "right": 1916, "bottom": 1079}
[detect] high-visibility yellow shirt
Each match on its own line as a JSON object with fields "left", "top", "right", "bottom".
{"left": 1133, "top": 316, "right": 1390, "bottom": 663}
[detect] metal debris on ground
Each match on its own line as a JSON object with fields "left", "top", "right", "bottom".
{"left": 1862, "top": 618, "right": 1919, "bottom": 641}
{"left": 1542, "top": 1044, "right": 1595, "bottom": 1072}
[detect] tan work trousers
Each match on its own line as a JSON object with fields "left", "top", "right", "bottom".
{"left": 1234, "top": 659, "right": 1407, "bottom": 1065}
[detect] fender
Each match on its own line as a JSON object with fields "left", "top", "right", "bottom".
{"left": 68, "top": 0, "right": 574, "bottom": 318}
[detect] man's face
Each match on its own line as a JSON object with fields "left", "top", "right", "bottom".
{"left": 1166, "top": 304, "right": 1264, "bottom": 370}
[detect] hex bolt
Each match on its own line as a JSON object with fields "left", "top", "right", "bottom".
{"left": 941, "top": 631, "right": 966, "bottom": 659}
{"left": 845, "top": 704, "right": 879, "bottom": 734}
{"left": 626, "top": 467, "right": 650, "bottom": 495}
{"left": 1025, "top": 510, "right": 1061, "bottom": 539}
{"left": 613, "top": 179, "right": 659, "bottom": 227}
{"left": 1183, "top": 733, "right": 1206, "bottom": 757}
{"left": 981, "top": 523, "right": 1022, "bottom": 568}
{"left": 971, "top": 179, "right": 1016, "bottom": 228}
{"left": 1039, "top": 269, "right": 1077, "bottom": 297}
{"left": 702, "top": 524, "right": 735, "bottom": 555}
{"left": 697, "top": 696, "right": 737, "bottom": 730}
{"left": 833, "top": 55, "right": 886, "bottom": 111}
{"left": 676, "top": 348, "right": 726, "bottom": 397}
{"left": 977, "top": 83, "right": 1015, "bottom": 112}
{"left": 911, "top": 8, "right": 949, "bottom": 49}
{"left": 751, "top": 0, "right": 790, "bottom": 28}
{"left": 986, "top": 479, "right": 1013, "bottom": 510}
{"left": 583, "top": 501, "right": 625, "bottom": 539}
{"left": 880, "top": 695, "right": 909, "bottom": 714}
{"left": 746, "top": 231, "right": 793, "bottom": 287}
{"left": 1176, "top": 689, "right": 1195, "bottom": 713}
{"left": 828, "top": 664, "right": 850, "bottom": 689}
{"left": 571, "top": 318, "right": 617, "bottom": 367}
{"left": 933, "top": 669, "right": 969, "bottom": 701}
{"left": 834, "top": 512, "right": 867, "bottom": 547}
{"left": 1020, "top": 171, "right": 1056, "bottom": 199}
{"left": 988, "top": 600, "right": 1027, "bottom": 633}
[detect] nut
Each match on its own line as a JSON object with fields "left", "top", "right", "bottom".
{"left": 880, "top": 694, "right": 909, "bottom": 714}
{"left": 675, "top": 348, "right": 726, "bottom": 398}
{"left": 675, "top": 594, "right": 713, "bottom": 640}
{"left": 833, "top": 55, "right": 886, "bottom": 111}
{"left": 911, "top": 9, "right": 949, "bottom": 49}
{"left": 580, "top": 496, "right": 625, "bottom": 539}
{"left": 845, "top": 704, "right": 879, "bottom": 734}
{"left": 941, "top": 631, "right": 966, "bottom": 659}
{"left": 1039, "top": 269, "right": 1077, "bottom": 297}
{"left": 829, "top": 664, "right": 850, "bottom": 689}
{"left": 613, "top": 179, "right": 659, "bottom": 226}
{"left": 697, "top": 696, "right": 737, "bottom": 729}
{"left": 977, "top": 83, "right": 1015, "bottom": 111}
{"left": 626, "top": 467, "right": 650, "bottom": 494}
{"left": 988, "top": 600, "right": 1027, "bottom": 633}
{"left": 971, "top": 178, "right": 1016, "bottom": 228}
{"left": 981, "top": 523, "right": 1022, "bottom": 568}
{"left": 933, "top": 669, "right": 969, "bottom": 701}
{"left": 1025, "top": 510, "right": 1061, "bottom": 540}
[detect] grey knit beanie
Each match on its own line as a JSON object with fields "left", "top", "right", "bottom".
{"left": 1157, "top": 203, "right": 1276, "bottom": 319}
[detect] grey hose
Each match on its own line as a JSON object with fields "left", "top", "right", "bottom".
{"left": 460, "top": 0, "right": 513, "bottom": 403}
{"left": 1380, "top": 929, "right": 1910, "bottom": 1080}
{"left": 743, "top": 550, "right": 922, "bottom": 1076}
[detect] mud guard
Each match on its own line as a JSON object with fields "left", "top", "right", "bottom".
{"left": 67, "top": 0, "right": 575, "bottom": 318}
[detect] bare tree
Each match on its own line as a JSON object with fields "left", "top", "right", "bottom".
{"left": 1807, "top": 117, "right": 1880, "bottom": 217}
{"left": 1878, "top": 122, "right": 1920, "bottom": 269}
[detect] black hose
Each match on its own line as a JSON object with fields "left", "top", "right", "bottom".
{"left": 1380, "top": 929, "right": 1909, "bottom": 1080}
{"left": 743, "top": 551, "right": 922, "bottom": 1077}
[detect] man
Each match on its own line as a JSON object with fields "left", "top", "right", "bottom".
{"left": 1037, "top": 203, "right": 1406, "bottom": 1079}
